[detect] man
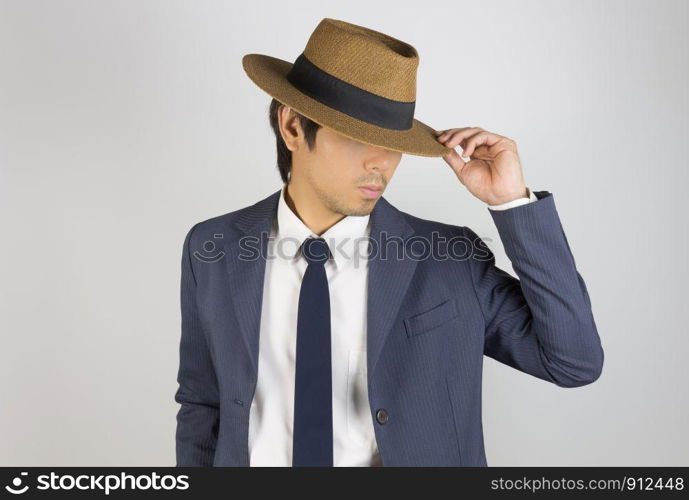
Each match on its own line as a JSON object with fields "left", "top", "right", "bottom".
{"left": 174, "top": 18, "right": 604, "bottom": 467}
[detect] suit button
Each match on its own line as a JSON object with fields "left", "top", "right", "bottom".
{"left": 376, "top": 408, "right": 389, "bottom": 425}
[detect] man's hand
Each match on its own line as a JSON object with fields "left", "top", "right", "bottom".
{"left": 435, "top": 127, "right": 528, "bottom": 205}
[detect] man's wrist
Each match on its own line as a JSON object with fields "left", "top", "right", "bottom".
{"left": 488, "top": 187, "right": 536, "bottom": 211}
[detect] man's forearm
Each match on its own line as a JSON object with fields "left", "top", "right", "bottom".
{"left": 468, "top": 190, "right": 604, "bottom": 387}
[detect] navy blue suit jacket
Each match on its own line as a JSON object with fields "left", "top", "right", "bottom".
{"left": 174, "top": 188, "right": 604, "bottom": 466}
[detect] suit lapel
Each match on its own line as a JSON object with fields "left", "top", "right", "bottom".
{"left": 366, "top": 196, "right": 416, "bottom": 376}
{"left": 224, "top": 189, "right": 281, "bottom": 376}
{"left": 223, "top": 188, "right": 417, "bottom": 379}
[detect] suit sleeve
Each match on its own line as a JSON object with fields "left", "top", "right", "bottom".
{"left": 174, "top": 222, "right": 220, "bottom": 466}
{"left": 465, "top": 191, "right": 604, "bottom": 388}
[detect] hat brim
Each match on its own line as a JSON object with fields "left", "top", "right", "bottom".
{"left": 242, "top": 53, "right": 454, "bottom": 157}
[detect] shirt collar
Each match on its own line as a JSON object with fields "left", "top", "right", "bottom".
{"left": 275, "top": 184, "right": 371, "bottom": 269}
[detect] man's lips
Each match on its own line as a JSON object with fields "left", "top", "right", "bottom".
{"left": 358, "top": 185, "right": 383, "bottom": 199}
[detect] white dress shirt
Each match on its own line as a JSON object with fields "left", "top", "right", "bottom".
{"left": 487, "top": 187, "right": 538, "bottom": 210}
{"left": 247, "top": 184, "right": 536, "bottom": 466}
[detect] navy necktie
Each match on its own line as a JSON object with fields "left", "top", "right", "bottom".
{"left": 292, "top": 236, "right": 333, "bottom": 467}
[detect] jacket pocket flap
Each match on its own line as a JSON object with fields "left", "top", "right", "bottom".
{"left": 403, "top": 298, "right": 459, "bottom": 338}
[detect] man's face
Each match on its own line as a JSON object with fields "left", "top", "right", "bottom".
{"left": 286, "top": 109, "right": 403, "bottom": 217}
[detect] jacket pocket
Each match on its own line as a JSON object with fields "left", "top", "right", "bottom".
{"left": 403, "top": 297, "right": 459, "bottom": 338}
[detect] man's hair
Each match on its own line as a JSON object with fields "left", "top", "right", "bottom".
{"left": 268, "top": 98, "right": 321, "bottom": 184}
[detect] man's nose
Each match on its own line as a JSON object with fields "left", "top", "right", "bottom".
{"left": 364, "top": 147, "right": 398, "bottom": 172}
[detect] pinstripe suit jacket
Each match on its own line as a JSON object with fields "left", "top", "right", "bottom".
{"left": 174, "top": 188, "right": 604, "bottom": 466}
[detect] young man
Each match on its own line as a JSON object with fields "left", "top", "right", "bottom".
{"left": 174, "top": 18, "right": 604, "bottom": 467}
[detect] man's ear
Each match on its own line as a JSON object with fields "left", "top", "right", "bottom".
{"left": 278, "top": 106, "right": 301, "bottom": 152}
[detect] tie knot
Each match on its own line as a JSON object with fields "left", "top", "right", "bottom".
{"left": 301, "top": 237, "right": 331, "bottom": 265}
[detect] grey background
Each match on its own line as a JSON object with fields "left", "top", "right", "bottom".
{"left": 1, "top": 0, "right": 687, "bottom": 466}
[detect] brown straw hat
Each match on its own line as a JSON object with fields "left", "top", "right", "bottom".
{"left": 242, "top": 18, "right": 453, "bottom": 157}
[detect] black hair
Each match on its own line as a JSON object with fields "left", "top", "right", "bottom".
{"left": 268, "top": 98, "right": 321, "bottom": 184}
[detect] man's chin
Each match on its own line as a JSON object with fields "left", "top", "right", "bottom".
{"left": 345, "top": 202, "right": 376, "bottom": 217}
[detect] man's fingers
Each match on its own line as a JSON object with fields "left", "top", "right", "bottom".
{"left": 462, "top": 131, "right": 502, "bottom": 157}
{"left": 439, "top": 127, "right": 483, "bottom": 151}
{"left": 437, "top": 126, "right": 479, "bottom": 143}
{"left": 437, "top": 127, "right": 512, "bottom": 160}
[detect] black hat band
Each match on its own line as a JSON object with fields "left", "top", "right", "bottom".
{"left": 286, "top": 53, "right": 415, "bottom": 131}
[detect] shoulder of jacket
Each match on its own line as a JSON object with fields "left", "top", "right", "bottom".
{"left": 399, "top": 209, "right": 467, "bottom": 238}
